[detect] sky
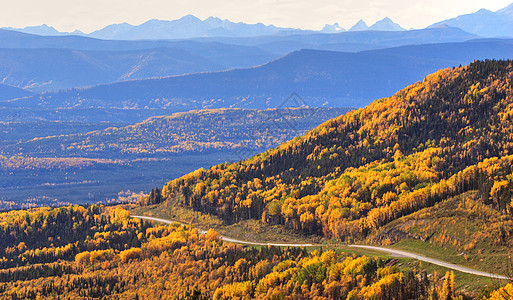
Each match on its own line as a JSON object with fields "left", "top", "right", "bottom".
{"left": 1, "top": 0, "right": 512, "bottom": 33}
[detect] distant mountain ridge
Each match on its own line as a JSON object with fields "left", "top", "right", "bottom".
{"left": 10, "top": 3, "right": 513, "bottom": 40}
{"left": 5, "top": 15, "right": 407, "bottom": 40}
{"left": 322, "top": 17, "right": 405, "bottom": 33}
{"left": 0, "top": 47, "right": 274, "bottom": 91}
{"left": 349, "top": 20, "right": 369, "bottom": 31}
{"left": 0, "top": 26, "right": 479, "bottom": 92}
{"left": 5, "top": 39, "right": 511, "bottom": 110}
{"left": 89, "top": 15, "right": 307, "bottom": 40}
{"left": 4, "top": 15, "right": 305, "bottom": 40}
{"left": 0, "top": 26, "right": 475, "bottom": 55}
{"left": 2, "top": 24, "right": 72, "bottom": 36}
{"left": 430, "top": 3, "right": 513, "bottom": 37}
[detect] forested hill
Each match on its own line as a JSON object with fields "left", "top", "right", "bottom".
{"left": 159, "top": 60, "right": 513, "bottom": 240}
{"left": 8, "top": 39, "right": 512, "bottom": 110}
{"left": 0, "top": 83, "right": 33, "bottom": 100}
{"left": 2, "top": 108, "right": 349, "bottom": 158}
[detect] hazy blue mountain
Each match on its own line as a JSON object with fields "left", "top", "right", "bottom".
{"left": 0, "top": 47, "right": 227, "bottom": 91}
{"left": 429, "top": 3, "right": 513, "bottom": 37}
{"left": 0, "top": 32, "right": 277, "bottom": 91}
{"left": 2, "top": 15, "right": 403, "bottom": 41}
{"left": 321, "top": 23, "right": 346, "bottom": 33}
{"left": 0, "top": 26, "right": 476, "bottom": 55}
{"left": 202, "top": 27, "right": 478, "bottom": 54}
{"left": 2, "top": 24, "right": 87, "bottom": 37}
{"left": 369, "top": 17, "right": 406, "bottom": 31}
{"left": 87, "top": 15, "right": 302, "bottom": 40}
{"left": 7, "top": 39, "right": 511, "bottom": 110}
{"left": 88, "top": 23, "right": 134, "bottom": 40}
{"left": 2, "top": 24, "right": 67, "bottom": 36}
{"left": 0, "top": 27, "right": 478, "bottom": 91}
{"left": 0, "top": 84, "right": 34, "bottom": 100}
{"left": 348, "top": 17, "right": 405, "bottom": 32}
{"left": 0, "top": 28, "right": 277, "bottom": 55}
{"left": 349, "top": 20, "right": 369, "bottom": 31}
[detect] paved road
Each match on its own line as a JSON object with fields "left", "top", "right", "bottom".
{"left": 133, "top": 215, "right": 511, "bottom": 280}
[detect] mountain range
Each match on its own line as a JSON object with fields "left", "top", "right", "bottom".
{"left": 4, "top": 15, "right": 304, "bottom": 39}
{"left": 5, "top": 2, "right": 513, "bottom": 41}
{"left": 430, "top": 3, "right": 513, "bottom": 37}
{"left": 4, "top": 15, "right": 408, "bottom": 40}
{"left": 0, "top": 27, "right": 479, "bottom": 91}
{"left": 0, "top": 25, "right": 476, "bottom": 56}
{"left": 5, "top": 39, "right": 511, "bottom": 111}
{"left": 88, "top": 15, "right": 304, "bottom": 40}
{"left": 0, "top": 47, "right": 268, "bottom": 91}
{"left": 323, "top": 18, "right": 406, "bottom": 33}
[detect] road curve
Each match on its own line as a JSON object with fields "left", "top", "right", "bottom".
{"left": 133, "top": 215, "right": 511, "bottom": 280}
{"left": 132, "top": 215, "right": 315, "bottom": 247}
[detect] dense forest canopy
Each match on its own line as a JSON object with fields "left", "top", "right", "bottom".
{"left": 0, "top": 205, "right": 468, "bottom": 299}
{"left": 1, "top": 108, "right": 348, "bottom": 159}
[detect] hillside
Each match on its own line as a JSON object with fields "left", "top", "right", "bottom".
{"left": 0, "top": 83, "right": 33, "bottom": 100}
{"left": 0, "top": 48, "right": 223, "bottom": 91}
{"left": 156, "top": 60, "right": 513, "bottom": 251}
{"left": 11, "top": 40, "right": 512, "bottom": 110}
{"left": 0, "top": 45, "right": 276, "bottom": 92}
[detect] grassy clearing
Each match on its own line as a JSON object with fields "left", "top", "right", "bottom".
{"left": 370, "top": 191, "right": 513, "bottom": 277}
{"left": 131, "top": 202, "right": 323, "bottom": 244}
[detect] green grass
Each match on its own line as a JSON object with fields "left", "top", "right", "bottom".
{"left": 369, "top": 192, "right": 513, "bottom": 277}
{"left": 131, "top": 202, "right": 323, "bottom": 244}
{"left": 388, "top": 240, "right": 508, "bottom": 293}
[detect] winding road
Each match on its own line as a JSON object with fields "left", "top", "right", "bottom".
{"left": 133, "top": 215, "right": 315, "bottom": 247}
{"left": 132, "top": 215, "right": 511, "bottom": 280}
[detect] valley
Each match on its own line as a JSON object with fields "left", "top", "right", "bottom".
{"left": 0, "top": 108, "right": 349, "bottom": 209}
